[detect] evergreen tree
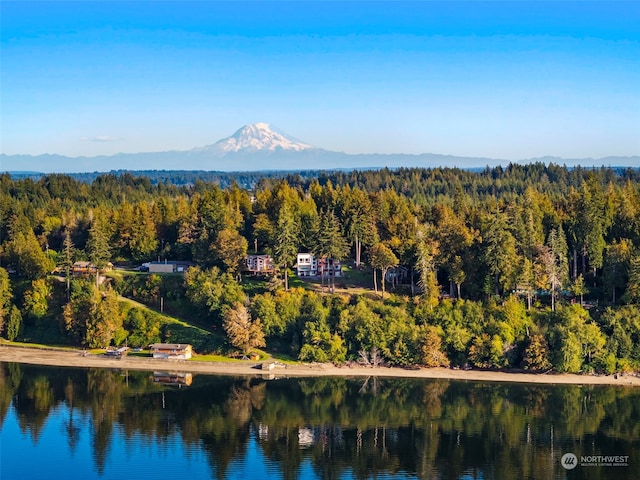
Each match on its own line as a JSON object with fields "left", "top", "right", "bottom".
{"left": 625, "top": 253, "right": 640, "bottom": 304}
{"left": 602, "top": 239, "right": 632, "bottom": 304}
{"left": 544, "top": 227, "right": 569, "bottom": 312}
{"left": 273, "top": 202, "right": 298, "bottom": 291}
{"left": 570, "top": 274, "right": 589, "bottom": 306}
{"left": 517, "top": 258, "right": 536, "bottom": 309}
{"left": 87, "top": 213, "right": 111, "bottom": 287}
{"left": 251, "top": 213, "right": 274, "bottom": 253}
{"left": 481, "top": 210, "right": 518, "bottom": 295}
{"left": 130, "top": 202, "right": 158, "bottom": 261}
{"left": 6, "top": 305, "right": 22, "bottom": 341}
{"left": 0, "top": 268, "right": 12, "bottom": 334}
{"left": 580, "top": 176, "right": 614, "bottom": 281}
{"left": 61, "top": 228, "right": 75, "bottom": 300}
{"left": 311, "top": 209, "right": 349, "bottom": 293}
{"left": 415, "top": 225, "right": 440, "bottom": 307}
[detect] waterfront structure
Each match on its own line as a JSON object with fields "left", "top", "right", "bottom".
{"left": 149, "top": 343, "right": 193, "bottom": 359}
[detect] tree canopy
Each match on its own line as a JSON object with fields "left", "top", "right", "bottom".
{"left": 2, "top": 164, "right": 640, "bottom": 373}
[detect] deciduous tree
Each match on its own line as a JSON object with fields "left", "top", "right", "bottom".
{"left": 4, "top": 215, "right": 55, "bottom": 279}
{"left": 419, "top": 325, "right": 449, "bottom": 367}
{"left": 369, "top": 243, "right": 398, "bottom": 299}
{"left": 23, "top": 279, "right": 52, "bottom": 319}
{"left": 522, "top": 334, "right": 552, "bottom": 372}
{"left": 340, "top": 187, "right": 378, "bottom": 268}
{"left": 184, "top": 266, "right": 245, "bottom": 325}
{"left": 223, "top": 302, "right": 265, "bottom": 354}
{"left": 215, "top": 228, "right": 248, "bottom": 281}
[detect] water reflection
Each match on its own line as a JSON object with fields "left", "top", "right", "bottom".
{"left": 153, "top": 371, "right": 193, "bottom": 386}
{"left": 1, "top": 362, "right": 639, "bottom": 480}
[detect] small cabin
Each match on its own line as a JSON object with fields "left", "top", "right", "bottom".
{"left": 149, "top": 343, "right": 193, "bottom": 360}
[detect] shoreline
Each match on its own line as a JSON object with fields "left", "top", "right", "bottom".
{"left": 1, "top": 345, "right": 638, "bottom": 386}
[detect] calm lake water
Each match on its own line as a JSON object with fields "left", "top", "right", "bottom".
{"left": 1, "top": 363, "right": 639, "bottom": 480}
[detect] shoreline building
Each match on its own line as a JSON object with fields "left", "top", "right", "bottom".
{"left": 149, "top": 343, "right": 193, "bottom": 360}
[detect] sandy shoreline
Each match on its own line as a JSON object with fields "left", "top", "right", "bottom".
{"left": 1, "top": 344, "right": 638, "bottom": 386}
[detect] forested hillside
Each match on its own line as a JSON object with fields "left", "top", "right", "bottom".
{"left": 1, "top": 163, "right": 639, "bottom": 374}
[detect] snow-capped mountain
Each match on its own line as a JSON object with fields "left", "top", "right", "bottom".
{"left": 3, "top": 123, "right": 639, "bottom": 173}
{"left": 197, "top": 123, "right": 313, "bottom": 154}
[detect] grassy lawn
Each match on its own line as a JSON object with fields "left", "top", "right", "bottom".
{"left": 0, "top": 340, "right": 80, "bottom": 351}
{"left": 287, "top": 275, "right": 313, "bottom": 290}
{"left": 189, "top": 353, "right": 246, "bottom": 363}
{"left": 269, "top": 352, "right": 299, "bottom": 364}
{"left": 0, "top": 340, "right": 109, "bottom": 356}
{"left": 190, "top": 348, "right": 269, "bottom": 363}
{"left": 240, "top": 276, "right": 270, "bottom": 295}
{"left": 290, "top": 266, "right": 382, "bottom": 297}
{"left": 126, "top": 349, "right": 151, "bottom": 358}
{"left": 341, "top": 265, "right": 374, "bottom": 287}
{"left": 117, "top": 293, "right": 229, "bottom": 354}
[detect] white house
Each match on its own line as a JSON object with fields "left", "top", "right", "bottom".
{"left": 296, "top": 253, "right": 342, "bottom": 277}
{"left": 296, "top": 253, "right": 317, "bottom": 276}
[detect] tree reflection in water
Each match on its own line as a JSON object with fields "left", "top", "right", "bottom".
{"left": 1, "top": 362, "right": 639, "bottom": 480}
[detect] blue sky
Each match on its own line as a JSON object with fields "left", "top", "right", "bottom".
{"left": 1, "top": 1, "right": 639, "bottom": 162}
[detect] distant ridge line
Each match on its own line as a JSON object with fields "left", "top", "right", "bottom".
{"left": 2, "top": 123, "right": 639, "bottom": 173}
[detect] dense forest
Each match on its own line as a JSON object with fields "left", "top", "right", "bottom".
{"left": 9, "top": 168, "right": 337, "bottom": 189}
{"left": 1, "top": 163, "right": 639, "bottom": 374}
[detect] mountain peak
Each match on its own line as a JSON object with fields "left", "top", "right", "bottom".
{"left": 209, "top": 123, "right": 313, "bottom": 153}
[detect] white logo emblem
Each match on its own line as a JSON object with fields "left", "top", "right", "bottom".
{"left": 561, "top": 453, "right": 578, "bottom": 470}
